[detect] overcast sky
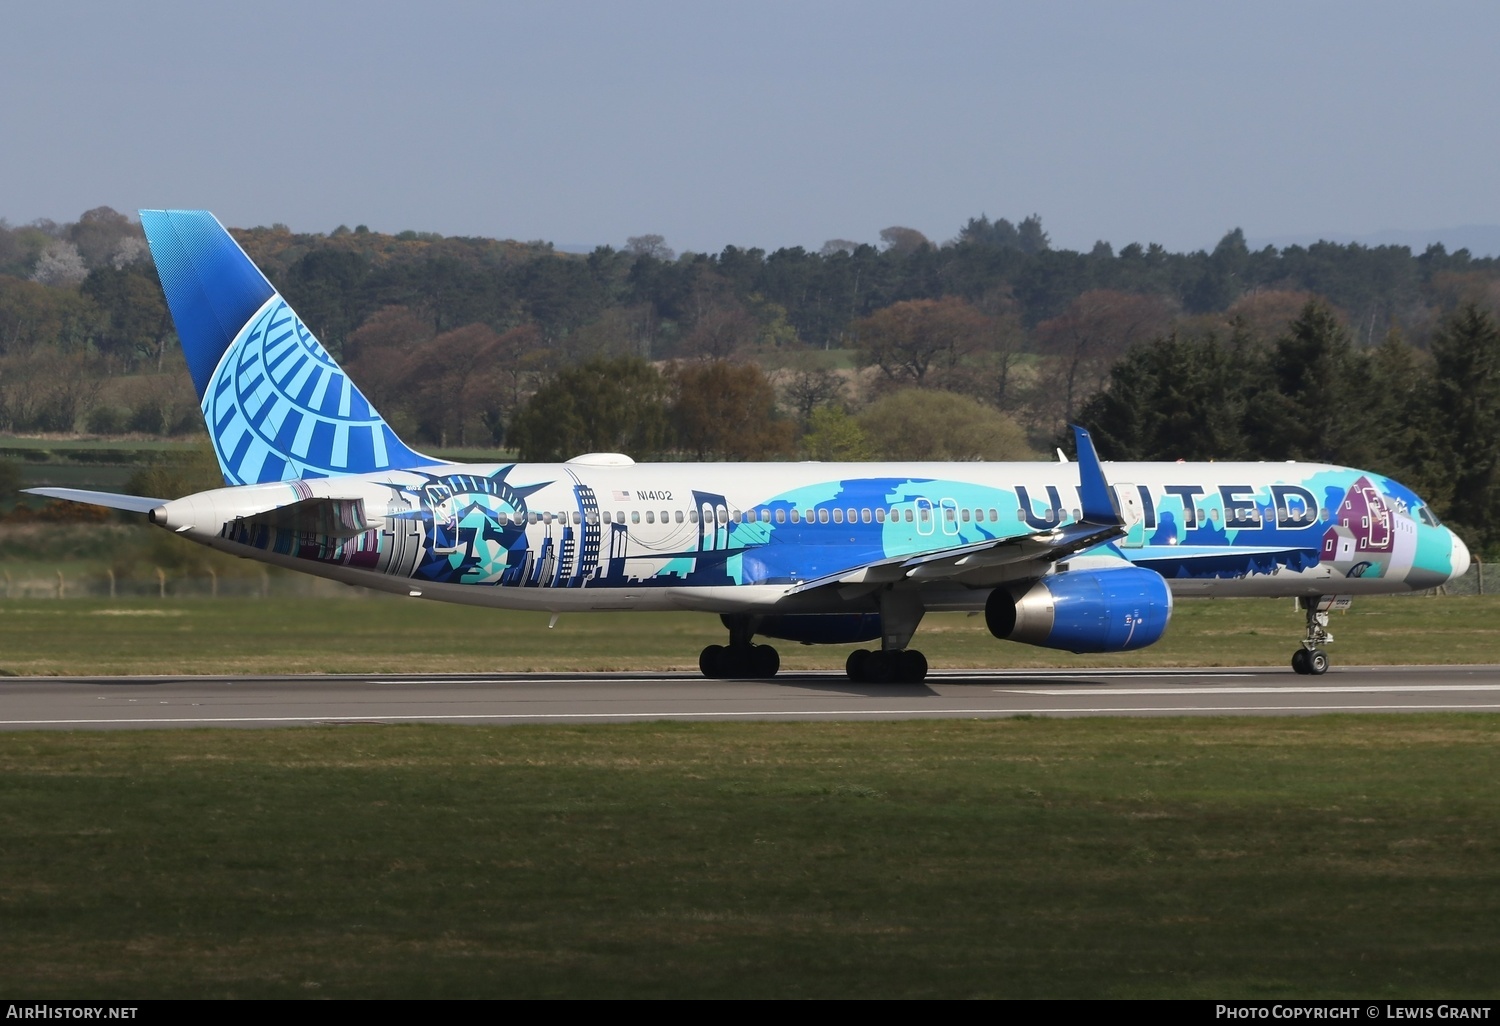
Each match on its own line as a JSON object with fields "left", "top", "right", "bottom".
{"left": 5, "top": 1, "right": 1499, "bottom": 255}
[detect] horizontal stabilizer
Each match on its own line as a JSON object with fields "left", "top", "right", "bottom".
{"left": 22, "top": 488, "right": 165, "bottom": 514}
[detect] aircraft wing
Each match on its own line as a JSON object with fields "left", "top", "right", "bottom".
{"left": 784, "top": 519, "right": 1124, "bottom": 595}
{"left": 785, "top": 426, "right": 1126, "bottom": 595}
{"left": 22, "top": 488, "right": 165, "bottom": 514}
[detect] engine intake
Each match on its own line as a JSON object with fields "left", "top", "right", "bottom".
{"left": 985, "top": 566, "right": 1172, "bottom": 653}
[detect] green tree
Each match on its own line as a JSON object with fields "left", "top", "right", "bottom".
{"left": 510, "top": 357, "right": 672, "bottom": 462}
{"left": 1243, "top": 301, "right": 1374, "bottom": 465}
{"left": 1427, "top": 305, "right": 1500, "bottom": 554}
{"left": 1077, "top": 331, "right": 1253, "bottom": 461}
{"left": 800, "top": 406, "right": 873, "bottom": 461}
{"left": 856, "top": 389, "right": 1035, "bottom": 461}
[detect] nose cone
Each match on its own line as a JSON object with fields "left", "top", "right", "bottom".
{"left": 1449, "top": 530, "right": 1472, "bottom": 582}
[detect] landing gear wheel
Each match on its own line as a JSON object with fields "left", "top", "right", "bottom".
{"left": 846, "top": 648, "right": 871, "bottom": 682}
{"left": 897, "top": 649, "right": 928, "bottom": 683}
{"left": 1291, "top": 649, "right": 1311, "bottom": 675}
{"left": 864, "top": 651, "right": 895, "bottom": 684}
{"left": 699, "top": 644, "right": 727, "bottom": 679}
{"left": 750, "top": 644, "right": 780, "bottom": 679}
{"left": 1307, "top": 649, "right": 1329, "bottom": 675}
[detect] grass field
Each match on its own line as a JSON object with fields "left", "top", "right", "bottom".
{"left": 3, "top": 585, "right": 1497, "bottom": 998}
{"left": 0, "top": 717, "right": 1496, "bottom": 998}
{"left": 0, "top": 593, "right": 1497, "bottom": 676}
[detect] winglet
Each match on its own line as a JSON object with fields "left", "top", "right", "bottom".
{"left": 1071, "top": 425, "right": 1121, "bottom": 526}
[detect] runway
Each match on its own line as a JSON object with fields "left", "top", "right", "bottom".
{"left": 2, "top": 665, "right": 1500, "bottom": 729}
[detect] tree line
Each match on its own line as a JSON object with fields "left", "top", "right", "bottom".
{"left": 2, "top": 206, "right": 1499, "bottom": 554}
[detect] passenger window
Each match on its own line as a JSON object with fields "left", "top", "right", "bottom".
{"left": 832, "top": 509, "right": 844, "bottom": 524}
{"left": 661, "top": 510, "right": 669, "bottom": 523}
{"left": 905, "top": 509, "right": 914, "bottom": 523}
{"left": 775, "top": 509, "right": 786, "bottom": 524}
{"left": 543, "top": 512, "right": 554, "bottom": 525}
{"left": 573, "top": 511, "right": 582, "bottom": 525}
{"left": 716, "top": 505, "right": 728, "bottom": 523}
{"left": 961, "top": 509, "right": 971, "bottom": 522}
{"left": 631, "top": 511, "right": 641, "bottom": 524}
{"left": 601, "top": 511, "right": 612, "bottom": 524}
{"left": 676, "top": 510, "right": 685, "bottom": 524}
{"left": 615, "top": 511, "right": 625, "bottom": 523}
{"left": 862, "top": 508, "right": 872, "bottom": 523}
{"left": 789, "top": 509, "right": 801, "bottom": 524}
{"left": 645, "top": 511, "right": 655, "bottom": 524}
{"left": 689, "top": 510, "right": 699, "bottom": 524}
{"left": 818, "top": 509, "right": 830, "bottom": 524}
{"left": 920, "top": 509, "right": 931, "bottom": 523}
{"left": 874, "top": 508, "right": 885, "bottom": 523}
{"left": 989, "top": 508, "right": 998, "bottom": 521}
{"left": 846, "top": 508, "right": 856, "bottom": 523}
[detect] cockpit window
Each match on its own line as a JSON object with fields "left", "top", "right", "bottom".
{"left": 1419, "top": 506, "right": 1443, "bottom": 528}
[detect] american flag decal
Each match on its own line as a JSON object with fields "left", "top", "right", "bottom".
{"left": 612, "top": 490, "right": 631, "bottom": 501}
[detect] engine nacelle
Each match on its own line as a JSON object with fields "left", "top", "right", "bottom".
{"left": 985, "top": 566, "right": 1172, "bottom": 653}
{"left": 752, "top": 613, "right": 883, "bottom": 646}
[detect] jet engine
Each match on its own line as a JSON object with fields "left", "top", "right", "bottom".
{"left": 985, "top": 566, "right": 1172, "bottom": 653}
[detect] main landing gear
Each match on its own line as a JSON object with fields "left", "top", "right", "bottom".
{"left": 846, "top": 588, "right": 930, "bottom": 683}
{"left": 699, "top": 614, "right": 781, "bottom": 679}
{"left": 1291, "top": 595, "right": 1335, "bottom": 675}
{"left": 845, "top": 647, "right": 928, "bottom": 683}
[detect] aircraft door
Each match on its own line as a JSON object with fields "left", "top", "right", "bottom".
{"left": 939, "top": 497, "right": 960, "bottom": 537}
{"left": 915, "top": 497, "right": 935, "bottom": 537}
{"left": 1112, "top": 483, "right": 1146, "bottom": 548}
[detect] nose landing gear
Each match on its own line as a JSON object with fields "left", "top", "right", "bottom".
{"left": 1291, "top": 596, "right": 1342, "bottom": 675}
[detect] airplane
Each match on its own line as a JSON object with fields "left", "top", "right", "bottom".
{"left": 26, "top": 210, "right": 1472, "bottom": 682}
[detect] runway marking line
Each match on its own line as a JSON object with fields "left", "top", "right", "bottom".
{"left": 1005, "top": 684, "right": 1500, "bottom": 696}
{"left": 6, "top": 703, "right": 1500, "bottom": 726}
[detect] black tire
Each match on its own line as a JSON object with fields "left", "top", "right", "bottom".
{"left": 751, "top": 644, "right": 780, "bottom": 679}
{"left": 898, "top": 649, "right": 928, "bottom": 683}
{"left": 1308, "top": 649, "right": 1329, "bottom": 675}
{"left": 1291, "top": 649, "right": 1310, "bottom": 675}
{"left": 864, "top": 650, "right": 895, "bottom": 684}
{"left": 699, "top": 644, "right": 727, "bottom": 679}
{"left": 846, "top": 648, "right": 870, "bottom": 682}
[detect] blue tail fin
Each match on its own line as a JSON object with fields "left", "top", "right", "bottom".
{"left": 141, "top": 210, "right": 434, "bottom": 485}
